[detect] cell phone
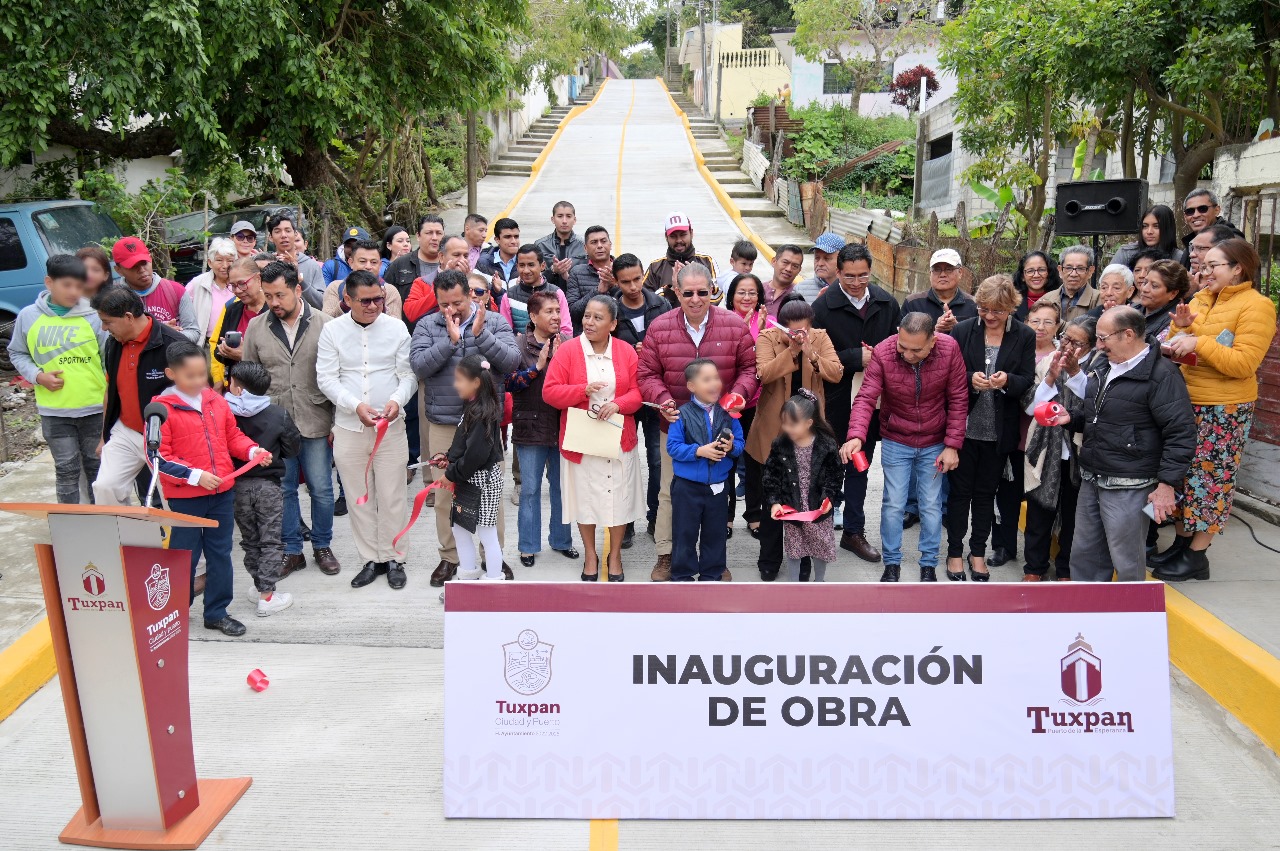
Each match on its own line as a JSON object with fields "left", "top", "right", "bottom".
{"left": 718, "top": 427, "right": 734, "bottom": 445}
{"left": 223, "top": 331, "right": 242, "bottom": 348}
{"left": 1142, "top": 502, "right": 1158, "bottom": 521}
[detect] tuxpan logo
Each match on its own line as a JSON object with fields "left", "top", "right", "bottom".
{"left": 81, "top": 564, "right": 105, "bottom": 596}
{"left": 502, "top": 629, "right": 553, "bottom": 696}
{"left": 145, "top": 564, "right": 171, "bottom": 611}
{"left": 1028, "top": 634, "right": 1134, "bottom": 734}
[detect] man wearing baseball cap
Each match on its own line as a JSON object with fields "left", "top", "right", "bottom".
{"left": 322, "top": 225, "right": 372, "bottom": 287}
{"left": 642, "top": 212, "right": 720, "bottom": 306}
{"left": 902, "top": 249, "right": 977, "bottom": 335}
{"left": 811, "top": 232, "right": 847, "bottom": 291}
{"left": 111, "top": 237, "right": 200, "bottom": 342}
{"left": 230, "top": 220, "right": 259, "bottom": 259}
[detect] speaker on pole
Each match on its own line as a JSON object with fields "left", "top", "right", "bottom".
{"left": 1055, "top": 179, "right": 1149, "bottom": 236}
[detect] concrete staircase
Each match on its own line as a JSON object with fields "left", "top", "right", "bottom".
{"left": 487, "top": 84, "right": 598, "bottom": 177}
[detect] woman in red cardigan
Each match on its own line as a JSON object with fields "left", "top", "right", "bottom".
{"left": 543, "top": 294, "right": 646, "bottom": 581}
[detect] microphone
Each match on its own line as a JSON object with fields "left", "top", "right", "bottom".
{"left": 143, "top": 402, "right": 168, "bottom": 456}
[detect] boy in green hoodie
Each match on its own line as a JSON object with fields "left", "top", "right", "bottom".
{"left": 7, "top": 255, "right": 107, "bottom": 503}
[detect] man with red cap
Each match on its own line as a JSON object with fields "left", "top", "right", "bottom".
{"left": 642, "top": 212, "right": 720, "bottom": 307}
{"left": 111, "top": 237, "right": 200, "bottom": 342}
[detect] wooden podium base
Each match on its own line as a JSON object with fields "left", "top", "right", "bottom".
{"left": 58, "top": 777, "right": 252, "bottom": 850}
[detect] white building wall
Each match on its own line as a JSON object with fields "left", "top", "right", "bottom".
{"left": 0, "top": 146, "right": 176, "bottom": 198}
{"left": 784, "top": 34, "right": 956, "bottom": 116}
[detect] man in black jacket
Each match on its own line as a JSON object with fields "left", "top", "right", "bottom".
{"left": 92, "top": 286, "right": 187, "bottom": 505}
{"left": 812, "top": 243, "right": 902, "bottom": 562}
{"left": 1048, "top": 306, "right": 1195, "bottom": 582}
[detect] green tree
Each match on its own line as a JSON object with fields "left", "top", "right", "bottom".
{"left": 721, "top": 0, "right": 795, "bottom": 48}
{"left": 522, "top": 0, "right": 639, "bottom": 98}
{"left": 792, "top": 0, "right": 936, "bottom": 104}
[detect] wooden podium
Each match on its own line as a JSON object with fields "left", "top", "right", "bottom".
{"left": 0, "top": 504, "right": 251, "bottom": 849}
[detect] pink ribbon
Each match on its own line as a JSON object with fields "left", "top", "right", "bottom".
{"left": 222, "top": 454, "right": 269, "bottom": 485}
{"left": 392, "top": 478, "right": 454, "bottom": 557}
{"left": 775, "top": 497, "right": 833, "bottom": 523}
{"left": 355, "top": 417, "right": 391, "bottom": 506}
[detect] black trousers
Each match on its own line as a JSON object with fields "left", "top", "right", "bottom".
{"left": 992, "top": 449, "right": 1024, "bottom": 556}
{"left": 1024, "top": 463, "right": 1079, "bottom": 578}
{"left": 946, "top": 438, "right": 1003, "bottom": 558}
{"left": 729, "top": 408, "right": 763, "bottom": 525}
{"left": 671, "top": 476, "right": 729, "bottom": 581}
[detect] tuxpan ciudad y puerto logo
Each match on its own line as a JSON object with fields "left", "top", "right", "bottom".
{"left": 494, "top": 629, "right": 561, "bottom": 736}
{"left": 1026, "top": 633, "right": 1136, "bottom": 734}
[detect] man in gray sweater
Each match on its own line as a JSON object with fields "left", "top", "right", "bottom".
{"left": 410, "top": 269, "right": 521, "bottom": 585}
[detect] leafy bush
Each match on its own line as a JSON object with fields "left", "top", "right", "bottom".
{"left": 825, "top": 188, "right": 912, "bottom": 213}
{"left": 781, "top": 103, "right": 915, "bottom": 182}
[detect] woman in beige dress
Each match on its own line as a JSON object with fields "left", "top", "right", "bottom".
{"left": 542, "top": 295, "right": 646, "bottom": 581}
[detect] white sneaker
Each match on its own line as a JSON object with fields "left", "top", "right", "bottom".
{"left": 455, "top": 566, "right": 484, "bottom": 581}
{"left": 256, "top": 591, "right": 294, "bottom": 617}
{"left": 479, "top": 573, "right": 505, "bottom": 581}
{"left": 246, "top": 584, "right": 262, "bottom": 602}
{"left": 833, "top": 506, "right": 844, "bottom": 530}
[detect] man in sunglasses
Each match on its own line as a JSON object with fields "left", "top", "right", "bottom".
{"left": 1180, "top": 189, "right": 1243, "bottom": 264}
{"left": 411, "top": 270, "right": 521, "bottom": 586}
{"left": 317, "top": 270, "right": 417, "bottom": 590}
{"left": 637, "top": 262, "right": 758, "bottom": 581}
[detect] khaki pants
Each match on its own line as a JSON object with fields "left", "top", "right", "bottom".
{"left": 92, "top": 420, "right": 149, "bottom": 506}
{"left": 427, "top": 420, "right": 505, "bottom": 564}
{"left": 333, "top": 419, "right": 409, "bottom": 563}
{"left": 655, "top": 440, "right": 674, "bottom": 556}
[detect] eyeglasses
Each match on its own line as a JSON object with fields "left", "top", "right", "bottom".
{"left": 1202, "top": 261, "right": 1234, "bottom": 272}
{"left": 229, "top": 275, "right": 259, "bottom": 290}
{"left": 1023, "top": 268, "right": 1048, "bottom": 277}
{"left": 233, "top": 232, "right": 257, "bottom": 242}
{"left": 842, "top": 273, "right": 871, "bottom": 283}
{"left": 977, "top": 307, "right": 1009, "bottom": 317}
{"left": 1060, "top": 338, "right": 1090, "bottom": 350}
{"left": 680, "top": 289, "right": 710, "bottom": 299}
{"left": 930, "top": 265, "right": 957, "bottom": 274}
{"left": 354, "top": 296, "right": 386, "bottom": 307}
{"left": 1061, "top": 265, "right": 1089, "bottom": 274}
{"left": 1095, "top": 330, "right": 1130, "bottom": 343}
{"left": 1184, "top": 204, "right": 1214, "bottom": 216}
{"left": 1026, "top": 318, "right": 1058, "bottom": 327}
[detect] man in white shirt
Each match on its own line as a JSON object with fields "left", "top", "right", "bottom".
{"left": 316, "top": 270, "right": 417, "bottom": 590}
{"left": 1044, "top": 306, "right": 1195, "bottom": 582}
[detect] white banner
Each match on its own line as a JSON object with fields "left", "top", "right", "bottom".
{"left": 444, "top": 584, "right": 1174, "bottom": 820}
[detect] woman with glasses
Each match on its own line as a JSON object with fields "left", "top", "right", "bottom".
{"left": 1137, "top": 259, "right": 1189, "bottom": 341}
{"left": 1150, "top": 239, "right": 1277, "bottom": 581}
{"left": 542, "top": 294, "right": 646, "bottom": 581}
{"left": 230, "top": 222, "right": 259, "bottom": 259}
{"left": 945, "top": 275, "right": 1036, "bottom": 580}
{"left": 1012, "top": 251, "right": 1061, "bottom": 320}
{"left": 182, "top": 237, "right": 239, "bottom": 346}
{"left": 1021, "top": 314, "right": 1096, "bottom": 581}
{"left": 1111, "top": 204, "right": 1184, "bottom": 268}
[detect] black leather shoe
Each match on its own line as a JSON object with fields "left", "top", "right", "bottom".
{"left": 920, "top": 566, "right": 937, "bottom": 582}
{"left": 726, "top": 525, "right": 734, "bottom": 540}
{"left": 430, "top": 560, "right": 457, "bottom": 587}
{"left": 1148, "top": 534, "right": 1191, "bottom": 569}
{"left": 1153, "top": 547, "right": 1211, "bottom": 582}
{"left": 204, "top": 616, "right": 246, "bottom": 637}
{"left": 520, "top": 554, "right": 536, "bottom": 567}
{"left": 946, "top": 569, "right": 967, "bottom": 581}
{"left": 622, "top": 523, "right": 634, "bottom": 549}
{"left": 903, "top": 512, "right": 920, "bottom": 529}
{"left": 759, "top": 565, "right": 779, "bottom": 582}
{"left": 387, "top": 561, "right": 407, "bottom": 589}
{"left": 333, "top": 495, "right": 348, "bottom": 516}
{"left": 880, "top": 564, "right": 901, "bottom": 582}
{"left": 987, "top": 547, "right": 1012, "bottom": 567}
{"left": 502, "top": 562, "right": 514, "bottom": 580}
{"left": 968, "top": 555, "right": 991, "bottom": 582}
{"left": 351, "top": 561, "right": 381, "bottom": 588}
{"left": 553, "top": 546, "right": 580, "bottom": 559}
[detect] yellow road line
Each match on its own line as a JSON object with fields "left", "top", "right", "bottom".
{"left": 0, "top": 617, "right": 55, "bottom": 721}
{"left": 654, "top": 77, "right": 776, "bottom": 263}
{"left": 489, "top": 79, "right": 611, "bottom": 237}
{"left": 614, "top": 81, "right": 638, "bottom": 246}
{"left": 589, "top": 816, "right": 619, "bottom": 851}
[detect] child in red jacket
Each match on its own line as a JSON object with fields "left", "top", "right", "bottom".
{"left": 155, "top": 340, "right": 272, "bottom": 637}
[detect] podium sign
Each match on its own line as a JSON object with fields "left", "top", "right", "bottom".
{"left": 444, "top": 583, "right": 1175, "bottom": 820}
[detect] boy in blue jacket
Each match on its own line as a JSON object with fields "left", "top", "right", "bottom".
{"left": 666, "top": 358, "right": 744, "bottom": 581}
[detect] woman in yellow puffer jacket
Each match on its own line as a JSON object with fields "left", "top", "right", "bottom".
{"left": 1150, "top": 238, "right": 1277, "bottom": 581}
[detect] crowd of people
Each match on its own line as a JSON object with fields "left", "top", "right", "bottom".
{"left": 7, "top": 191, "right": 1275, "bottom": 635}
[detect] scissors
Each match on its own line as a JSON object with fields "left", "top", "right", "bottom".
{"left": 587, "top": 403, "right": 624, "bottom": 428}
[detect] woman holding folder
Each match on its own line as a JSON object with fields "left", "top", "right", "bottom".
{"left": 543, "top": 294, "right": 646, "bottom": 581}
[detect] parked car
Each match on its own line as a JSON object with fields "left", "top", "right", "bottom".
{"left": 0, "top": 201, "right": 122, "bottom": 370}
{"left": 166, "top": 204, "right": 306, "bottom": 283}
{"left": 164, "top": 209, "right": 217, "bottom": 283}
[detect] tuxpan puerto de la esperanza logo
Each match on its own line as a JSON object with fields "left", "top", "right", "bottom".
{"left": 67, "top": 563, "right": 124, "bottom": 612}
{"left": 145, "top": 563, "right": 171, "bottom": 611}
{"left": 494, "top": 630, "right": 561, "bottom": 731}
{"left": 1027, "top": 634, "right": 1135, "bottom": 734}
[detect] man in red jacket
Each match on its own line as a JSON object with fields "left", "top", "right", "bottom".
{"left": 841, "top": 313, "right": 966, "bottom": 583}
{"left": 637, "top": 262, "right": 758, "bottom": 581}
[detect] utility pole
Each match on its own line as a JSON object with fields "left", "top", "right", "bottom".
{"left": 698, "top": 0, "right": 709, "bottom": 116}
{"left": 465, "top": 111, "right": 478, "bottom": 214}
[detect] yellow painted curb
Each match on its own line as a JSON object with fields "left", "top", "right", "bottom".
{"left": 0, "top": 617, "right": 55, "bottom": 721}
{"left": 655, "top": 78, "right": 776, "bottom": 263}
{"left": 1164, "top": 582, "right": 1280, "bottom": 753}
{"left": 588, "top": 818, "right": 619, "bottom": 850}
{"left": 489, "top": 79, "right": 611, "bottom": 235}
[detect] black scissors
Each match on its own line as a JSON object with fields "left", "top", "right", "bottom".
{"left": 587, "top": 403, "right": 624, "bottom": 428}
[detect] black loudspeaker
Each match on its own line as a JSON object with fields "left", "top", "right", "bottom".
{"left": 1055, "top": 179, "right": 1149, "bottom": 236}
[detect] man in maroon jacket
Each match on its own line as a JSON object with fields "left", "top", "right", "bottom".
{"left": 638, "top": 263, "right": 758, "bottom": 581}
{"left": 841, "top": 313, "right": 966, "bottom": 583}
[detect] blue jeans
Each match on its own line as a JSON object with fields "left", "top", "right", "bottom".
{"left": 879, "top": 439, "right": 946, "bottom": 569}
{"left": 170, "top": 490, "right": 235, "bottom": 624}
{"left": 905, "top": 465, "right": 950, "bottom": 515}
{"left": 670, "top": 476, "right": 729, "bottom": 581}
{"left": 515, "top": 444, "right": 572, "bottom": 553}
{"left": 283, "top": 436, "right": 334, "bottom": 553}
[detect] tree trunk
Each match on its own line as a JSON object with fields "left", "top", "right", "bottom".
{"left": 1121, "top": 88, "right": 1136, "bottom": 179}
{"left": 283, "top": 142, "right": 335, "bottom": 191}
{"left": 1172, "top": 139, "right": 1220, "bottom": 217}
{"left": 1024, "top": 89, "right": 1056, "bottom": 249}
{"left": 1139, "top": 108, "right": 1155, "bottom": 181}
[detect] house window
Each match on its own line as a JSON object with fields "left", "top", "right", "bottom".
{"left": 927, "top": 134, "right": 953, "bottom": 159}
{"left": 822, "top": 63, "right": 854, "bottom": 95}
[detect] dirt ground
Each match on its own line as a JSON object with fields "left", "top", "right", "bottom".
{"left": 0, "top": 378, "right": 46, "bottom": 475}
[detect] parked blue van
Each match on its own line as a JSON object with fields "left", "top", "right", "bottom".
{"left": 0, "top": 201, "right": 122, "bottom": 369}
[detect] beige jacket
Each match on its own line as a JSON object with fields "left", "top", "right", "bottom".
{"left": 746, "top": 327, "right": 844, "bottom": 463}
{"left": 242, "top": 302, "right": 335, "bottom": 439}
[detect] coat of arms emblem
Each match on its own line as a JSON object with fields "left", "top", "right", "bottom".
{"left": 502, "top": 629, "right": 553, "bottom": 695}
{"left": 145, "top": 564, "right": 170, "bottom": 611}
